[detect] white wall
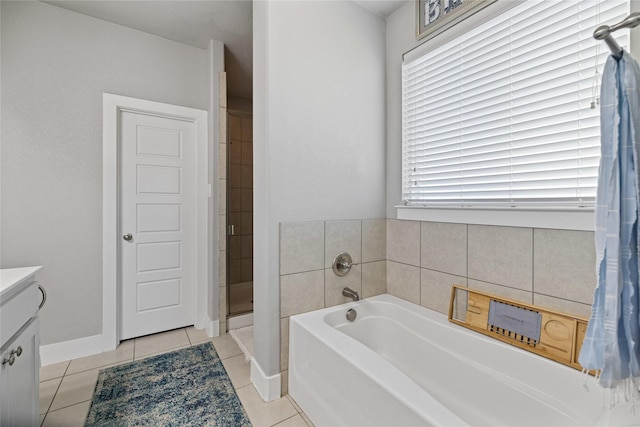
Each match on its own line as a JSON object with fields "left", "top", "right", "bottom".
{"left": 1, "top": 1, "right": 213, "bottom": 346}
{"left": 253, "top": 0, "right": 386, "bottom": 395}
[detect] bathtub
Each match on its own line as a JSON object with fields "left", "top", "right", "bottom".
{"left": 289, "top": 294, "right": 631, "bottom": 427}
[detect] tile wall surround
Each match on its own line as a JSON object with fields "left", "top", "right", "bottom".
{"left": 279, "top": 218, "right": 597, "bottom": 392}
{"left": 387, "top": 220, "right": 596, "bottom": 319}
{"left": 279, "top": 219, "right": 387, "bottom": 393}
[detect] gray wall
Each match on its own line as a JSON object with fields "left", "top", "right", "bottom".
{"left": 1, "top": 1, "right": 211, "bottom": 345}
{"left": 253, "top": 0, "right": 387, "bottom": 383}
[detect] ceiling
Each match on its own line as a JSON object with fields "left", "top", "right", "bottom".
{"left": 44, "top": 0, "right": 408, "bottom": 100}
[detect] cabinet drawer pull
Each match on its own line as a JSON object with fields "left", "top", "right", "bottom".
{"left": 2, "top": 347, "right": 23, "bottom": 366}
{"left": 39, "top": 285, "right": 47, "bottom": 310}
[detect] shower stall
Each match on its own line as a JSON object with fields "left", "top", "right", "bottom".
{"left": 226, "top": 111, "right": 253, "bottom": 320}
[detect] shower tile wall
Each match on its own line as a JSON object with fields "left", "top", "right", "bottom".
{"left": 228, "top": 113, "right": 253, "bottom": 316}
{"left": 279, "top": 218, "right": 597, "bottom": 393}
{"left": 279, "top": 219, "right": 387, "bottom": 393}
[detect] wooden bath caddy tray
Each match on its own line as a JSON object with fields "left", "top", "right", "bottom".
{"left": 448, "top": 285, "right": 590, "bottom": 372}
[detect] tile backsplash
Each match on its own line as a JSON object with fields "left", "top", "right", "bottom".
{"left": 279, "top": 218, "right": 597, "bottom": 392}
{"left": 387, "top": 220, "right": 596, "bottom": 318}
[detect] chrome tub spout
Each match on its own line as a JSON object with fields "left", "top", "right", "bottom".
{"left": 342, "top": 287, "right": 360, "bottom": 301}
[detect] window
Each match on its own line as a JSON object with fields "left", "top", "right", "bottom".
{"left": 402, "top": 0, "right": 629, "bottom": 208}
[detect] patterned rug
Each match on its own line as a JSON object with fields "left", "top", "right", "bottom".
{"left": 84, "top": 342, "right": 251, "bottom": 426}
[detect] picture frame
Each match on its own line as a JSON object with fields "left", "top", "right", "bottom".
{"left": 416, "top": 0, "right": 498, "bottom": 41}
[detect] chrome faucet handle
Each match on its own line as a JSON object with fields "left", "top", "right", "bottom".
{"left": 332, "top": 252, "right": 353, "bottom": 277}
{"left": 338, "top": 259, "right": 352, "bottom": 269}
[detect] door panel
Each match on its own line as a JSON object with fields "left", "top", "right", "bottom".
{"left": 120, "top": 111, "right": 196, "bottom": 340}
{"left": 136, "top": 204, "right": 181, "bottom": 232}
{"left": 136, "top": 126, "right": 182, "bottom": 157}
{"left": 136, "top": 241, "right": 181, "bottom": 272}
{"left": 136, "top": 279, "right": 181, "bottom": 312}
{"left": 137, "top": 165, "right": 181, "bottom": 194}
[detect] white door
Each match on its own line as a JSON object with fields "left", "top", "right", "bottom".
{"left": 120, "top": 110, "right": 196, "bottom": 340}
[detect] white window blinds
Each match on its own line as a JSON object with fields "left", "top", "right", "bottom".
{"left": 402, "top": 0, "right": 629, "bottom": 207}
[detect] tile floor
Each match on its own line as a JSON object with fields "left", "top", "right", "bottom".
{"left": 39, "top": 327, "right": 314, "bottom": 427}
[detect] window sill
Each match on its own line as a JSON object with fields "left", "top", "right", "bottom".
{"left": 396, "top": 206, "right": 595, "bottom": 231}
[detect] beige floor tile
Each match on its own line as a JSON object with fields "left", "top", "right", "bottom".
{"left": 66, "top": 340, "right": 134, "bottom": 375}
{"left": 49, "top": 369, "right": 99, "bottom": 411}
{"left": 133, "top": 344, "right": 189, "bottom": 361}
{"left": 40, "top": 360, "right": 69, "bottom": 382}
{"left": 134, "top": 328, "right": 190, "bottom": 358}
{"left": 185, "top": 326, "right": 211, "bottom": 345}
{"left": 274, "top": 414, "right": 310, "bottom": 427}
{"left": 211, "top": 333, "right": 243, "bottom": 360}
{"left": 301, "top": 412, "right": 315, "bottom": 427}
{"left": 221, "top": 353, "right": 251, "bottom": 389}
{"left": 285, "top": 394, "right": 302, "bottom": 413}
{"left": 42, "top": 400, "right": 91, "bottom": 427}
{"left": 39, "top": 377, "right": 62, "bottom": 415}
{"left": 236, "top": 385, "right": 298, "bottom": 427}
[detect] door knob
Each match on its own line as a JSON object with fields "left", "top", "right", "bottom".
{"left": 123, "top": 233, "right": 133, "bottom": 241}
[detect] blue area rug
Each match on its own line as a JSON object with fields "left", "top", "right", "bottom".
{"left": 84, "top": 342, "right": 251, "bottom": 426}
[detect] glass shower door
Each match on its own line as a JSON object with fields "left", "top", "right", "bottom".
{"left": 227, "top": 112, "right": 253, "bottom": 317}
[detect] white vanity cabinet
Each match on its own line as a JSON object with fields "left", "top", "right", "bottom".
{"left": 0, "top": 267, "right": 42, "bottom": 427}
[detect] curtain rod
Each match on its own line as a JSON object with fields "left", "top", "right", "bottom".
{"left": 594, "top": 12, "right": 640, "bottom": 59}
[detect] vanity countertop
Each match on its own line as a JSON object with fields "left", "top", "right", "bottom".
{"left": 0, "top": 266, "right": 42, "bottom": 301}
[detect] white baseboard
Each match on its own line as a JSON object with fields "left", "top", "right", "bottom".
{"left": 40, "top": 334, "right": 102, "bottom": 366}
{"left": 250, "top": 357, "right": 281, "bottom": 402}
{"left": 195, "top": 315, "right": 219, "bottom": 338}
{"left": 206, "top": 320, "right": 220, "bottom": 338}
{"left": 209, "top": 320, "right": 220, "bottom": 337}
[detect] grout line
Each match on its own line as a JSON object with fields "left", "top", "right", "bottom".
{"left": 531, "top": 228, "right": 535, "bottom": 303}
{"left": 42, "top": 376, "right": 64, "bottom": 419}
{"left": 285, "top": 395, "right": 301, "bottom": 413}
{"left": 273, "top": 413, "right": 301, "bottom": 427}
{"left": 133, "top": 337, "right": 137, "bottom": 360}
{"left": 386, "top": 259, "right": 421, "bottom": 269}
{"left": 280, "top": 268, "right": 325, "bottom": 277}
{"left": 185, "top": 327, "right": 194, "bottom": 346}
{"left": 47, "top": 398, "right": 93, "bottom": 415}
{"left": 466, "top": 223, "right": 469, "bottom": 283}
{"left": 420, "top": 266, "right": 467, "bottom": 279}
{"left": 360, "top": 219, "right": 364, "bottom": 295}
{"left": 419, "top": 221, "right": 422, "bottom": 305}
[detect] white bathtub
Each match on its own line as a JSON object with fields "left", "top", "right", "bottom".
{"left": 289, "top": 294, "right": 632, "bottom": 427}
